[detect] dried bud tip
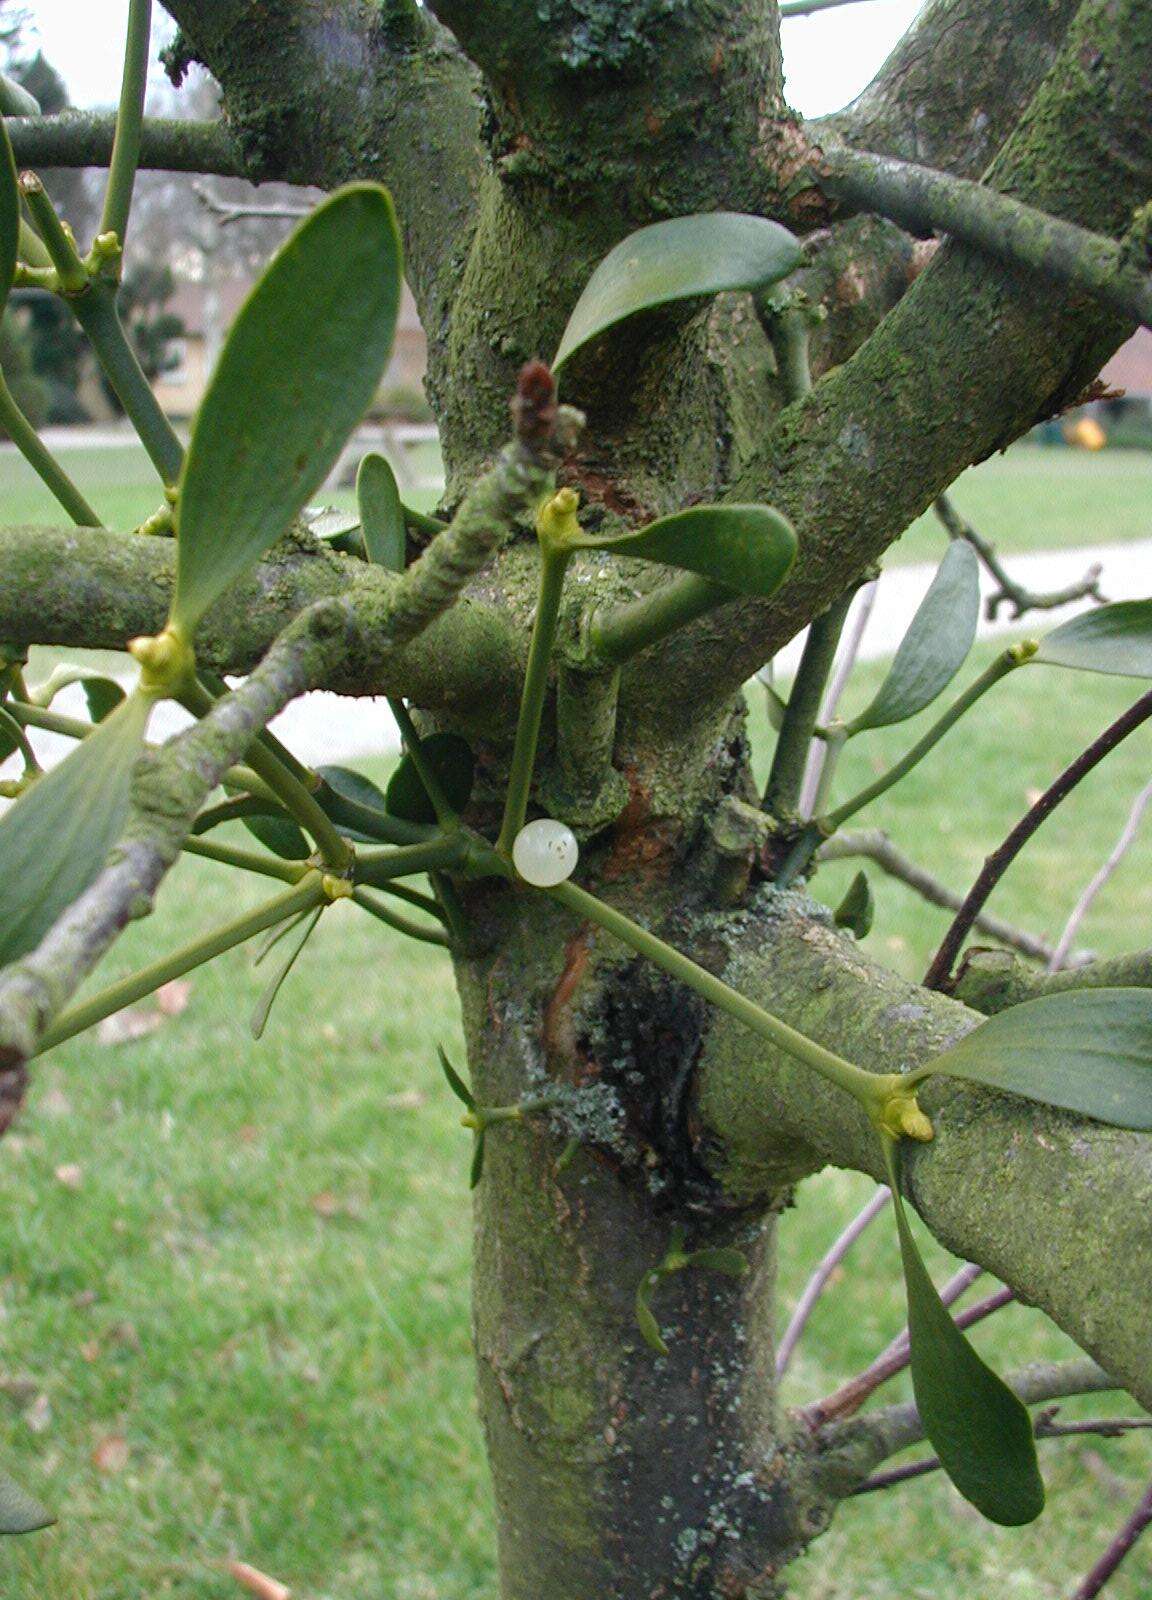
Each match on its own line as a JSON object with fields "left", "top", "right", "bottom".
{"left": 511, "top": 359, "right": 557, "bottom": 448}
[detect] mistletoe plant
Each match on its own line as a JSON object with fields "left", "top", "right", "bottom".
{"left": 1, "top": 0, "right": 1151, "bottom": 1593}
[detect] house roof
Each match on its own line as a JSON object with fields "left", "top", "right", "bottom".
{"left": 1100, "top": 328, "right": 1152, "bottom": 399}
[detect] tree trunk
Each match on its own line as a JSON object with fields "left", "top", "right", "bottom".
{"left": 454, "top": 870, "right": 827, "bottom": 1598}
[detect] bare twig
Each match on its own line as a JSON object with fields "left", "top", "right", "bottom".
{"left": 776, "top": 1186, "right": 891, "bottom": 1377}
{"left": 1049, "top": 777, "right": 1152, "bottom": 970}
{"left": 854, "top": 1415, "right": 1152, "bottom": 1497}
{"left": 924, "top": 688, "right": 1152, "bottom": 990}
{"left": 193, "top": 181, "right": 311, "bottom": 227}
{"left": 227, "top": 1561, "right": 292, "bottom": 1600}
{"left": 831, "top": 1356, "right": 1119, "bottom": 1466}
{"left": 818, "top": 829, "right": 1081, "bottom": 965}
{"left": 1071, "top": 1477, "right": 1152, "bottom": 1599}
{"left": 935, "top": 495, "right": 1106, "bottom": 623}
{"left": 803, "top": 1265, "right": 1002, "bottom": 1427}
{"left": 799, "top": 578, "right": 879, "bottom": 817}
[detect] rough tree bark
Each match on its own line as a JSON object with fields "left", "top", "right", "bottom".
{"left": 3, "top": 0, "right": 1151, "bottom": 1595}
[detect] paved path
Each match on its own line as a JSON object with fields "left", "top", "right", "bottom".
{"left": 775, "top": 536, "right": 1152, "bottom": 676}
{"left": 5, "top": 539, "right": 1150, "bottom": 777}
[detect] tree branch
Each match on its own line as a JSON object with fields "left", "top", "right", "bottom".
{"left": 1072, "top": 1477, "right": 1152, "bottom": 1600}
{"left": 1049, "top": 778, "right": 1152, "bottom": 971}
{"left": 821, "top": 147, "right": 1152, "bottom": 333}
{"left": 818, "top": 829, "right": 1075, "bottom": 965}
{"left": 160, "top": 0, "right": 485, "bottom": 342}
{"left": 0, "top": 599, "right": 351, "bottom": 1068}
{"left": 0, "top": 526, "right": 524, "bottom": 731}
{"left": 803, "top": 1270, "right": 1008, "bottom": 1428}
{"left": 690, "top": 890, "right": 1152, "bottom": 1409}
{"left": 635, "top": 0, "right": 1152, "bottom": 717}
{"left": 5, "top": 112, "right": 243, "bottom": 175}
{"left": 827, "top": 1355, "right": 1118, "bottom": 1470}
{"left": 821, "top": 0, "right": 1082, "bottom": 177}
{"left": 953, "top": 946, "right": 1152, "bottom": 1017}
{"left": 852, "top": 1413, "right": 1152, "bottom": 1497}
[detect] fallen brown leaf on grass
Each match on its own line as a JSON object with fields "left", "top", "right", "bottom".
{"left": 227, "top": 1559, "right": 292, "bottom": 1600}
{"left": 309, "top": 1190, "right": 363, "bottom": 1221}
{"left": 92, "top": 1434, "right": 129, "bottom": 1474}
{"left": 97, "top": 980, "right": 191, "bottom": 1046}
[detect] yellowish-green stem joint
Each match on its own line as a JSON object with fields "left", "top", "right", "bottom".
{"left": 127, "top": 626, "right": 197, "bottom": 699}
{"left": 535, "top": 486, "right": 583, "bottom": 554}
{"left": 869, "top": 1073, "right": 935, "bottom": 1142}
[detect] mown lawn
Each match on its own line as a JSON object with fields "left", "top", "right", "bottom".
{"left": 0, "top": 437, "right": 444, "bottom": 530}
{"left": 867, "top": 440, "right": 1151, "bottom": 566}
{"left": 2, "top": 502, "right": 1151, "bottom": 1592}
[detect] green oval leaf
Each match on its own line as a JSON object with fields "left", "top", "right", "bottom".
{"left": 315, "top": 763, "right": 425, "bottom": 847}
{"left": 438, "top": 1045, "right": 474, "bottom": 1110}
{"left": 241, "top": 811, "right": 311, "bottom": 861}
{"left": 635, "top": 1269, "right": 669, "bottom": 1356}
{"left": 0, "top": 118, "right": 20, "bottom": 320}
{"left": 82, "top": 676, "right": 127, "bottom": 724}
{"left": 683, "top": 1246, "right": 750, "bottom": 1278}
{"left": 250, "top": 905, "right": 322, "bottom": 1039}
{"left": 315, "top": 763, "right": 393, "bottom": 844}
{"left": 884, "top": 1142, "right": 1044, "bottom": 1526}
{"left": 834, "top": 869, "right": 874, "bottom": 938}
{"left": 916, "top": 987, "right": 1152, "bottom": 1129}
{"left": 0, "top": 689, "right": 152, "bottom": 969}
{"left": 0, "top": 1470, "right": 53, "bottom": 1535}
{"left": 577, "top": 504, "right": 796, "bottom": 600}
{"left": 0, "top": 76, "right": 41, "bottom": 117}
{"left": 847, "top": 541, "right": 979, "bottom": 734}
{"left": 1033, "top": 599, "right": 1152, "bottom": 679}
{"left": 357, "top": 453, "right": 406, "bottom": 572}
{"left": 386, "top": 733, "right": 474, "bottom": 825}
{"left": 469, "top": 1128, "right": 487, "bottom": 1190}
{"left": 553, "top": 212, "right": 803, "bottom": 372}
{"left": 172, "top": 184, "right": 403, "bottom": 633}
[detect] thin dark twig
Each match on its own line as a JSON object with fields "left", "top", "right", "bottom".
{"left": 854, "top": 1417, "right": 1152, "bottom": 1497}
{"left": 923, "top": 688, "right": 1152, "bottom": 990}
{"left": 818, "top": 829, "right": 1081, "bottom": 965}
{"left": 1071, "top": 1477, "right": 1152, "bottom": 1598}
{"left": 803, "top": 1265, "right": 1002, "bottom": 1426}
{"left": 777, "top": 1186, "right": 891, "bottom": 1377}
{"left": 934, "top": 495, "right": 1106, "bottom": 622}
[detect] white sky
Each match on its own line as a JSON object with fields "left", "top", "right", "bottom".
{"left": 18, "top": 0, "right": 924, "bottom": 118}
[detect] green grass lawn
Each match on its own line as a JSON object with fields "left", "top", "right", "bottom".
{"left": 872, "top": 440, "right": 1151, "bottom": 566}
{"left": 0, "top": 438, "right": 444, "bottom": 530}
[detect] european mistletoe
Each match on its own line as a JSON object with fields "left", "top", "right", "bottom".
{"left": 0, "top": 0, "right": 1151, "bottom": 1593}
